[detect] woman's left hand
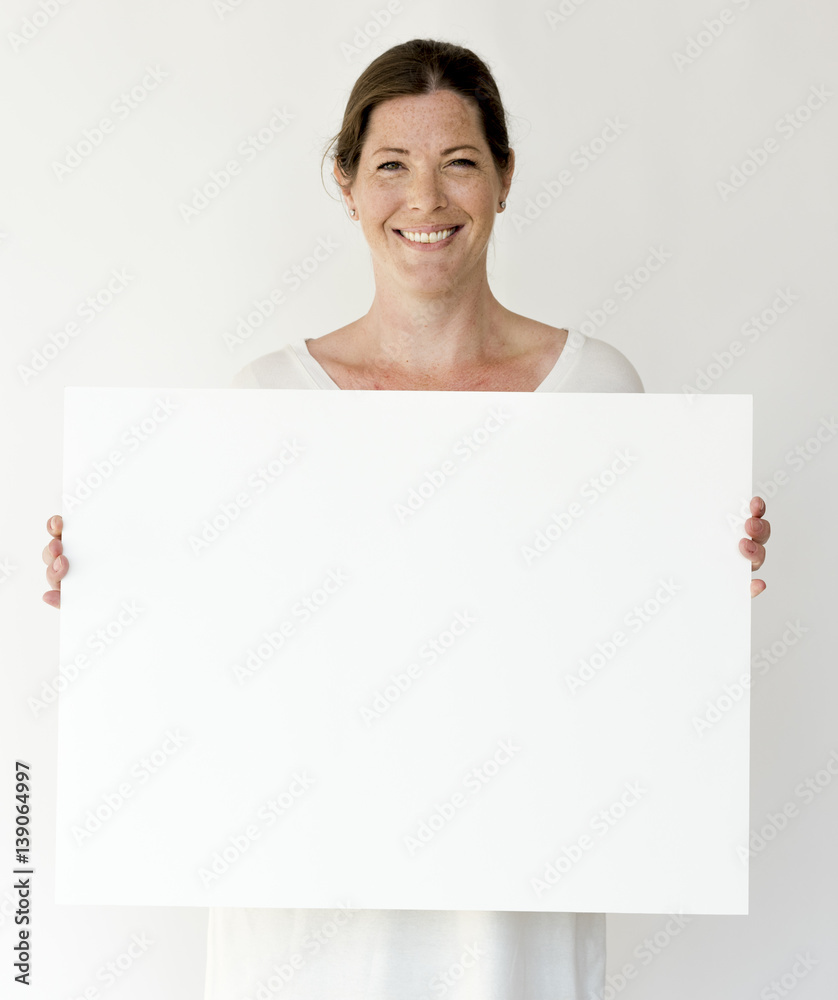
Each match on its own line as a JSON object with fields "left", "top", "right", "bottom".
{"left": 740, "top": 495, "right": 770, "bottom": 597}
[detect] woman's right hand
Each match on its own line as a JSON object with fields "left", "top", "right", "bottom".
{"left": 42, "top": 514, "right": 67, "bottom": 609}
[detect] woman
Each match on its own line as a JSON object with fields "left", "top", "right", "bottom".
{"left": 43, "top": 37, "right": 770, "bottom": 1000}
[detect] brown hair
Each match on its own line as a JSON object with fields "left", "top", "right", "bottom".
{"left": 321, "top": 38, "right": 513, "bottom": 198}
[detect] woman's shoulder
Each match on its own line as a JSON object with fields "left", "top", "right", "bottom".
{"left": 562, "top": 329, "right": 645, "bottom": 393}
{"left": 228, "top": 341, "right": 311, "bottom": 389}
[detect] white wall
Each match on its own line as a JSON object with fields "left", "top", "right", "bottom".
{"left": 2, "top": 0, "right": 836, "bottom": 996}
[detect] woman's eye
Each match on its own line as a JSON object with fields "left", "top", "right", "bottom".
{"left": 377, "top": 159, "right": 476, "bottom": 171}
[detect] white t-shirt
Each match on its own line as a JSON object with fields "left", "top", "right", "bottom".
{"left": 205, "top": 329, "right": 644, "bottom": 1000}
{"left": 228, "top": 328, "right": 644, "bottom": 396}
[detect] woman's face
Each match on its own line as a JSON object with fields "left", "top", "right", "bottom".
{"left": 335, "top": 89, "right": 513, "bottom": 294}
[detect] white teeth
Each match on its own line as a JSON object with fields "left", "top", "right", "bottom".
{"left": 399, "top": 227, "right": 457, "bottom": 243}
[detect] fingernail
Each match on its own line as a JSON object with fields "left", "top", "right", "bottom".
{"left": 53, "top": 556, "right": 62, "bottom": 571}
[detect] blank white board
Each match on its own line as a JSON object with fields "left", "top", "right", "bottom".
{"left": 56, "top": 388, "right": 751, "bottom": 913}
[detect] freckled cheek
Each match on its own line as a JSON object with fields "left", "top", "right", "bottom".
{"left": 369, "top": 191, "right": 403, "bottom": 230}
{"left": 457, "top": 183, "right": 498, "bottom": 219}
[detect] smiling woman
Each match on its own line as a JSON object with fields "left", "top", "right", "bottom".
{"left": 39, "top": 33, "right": 770, "bottom": 1000}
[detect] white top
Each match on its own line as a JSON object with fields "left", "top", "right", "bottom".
{"left": 205, "top": 329, "right": 644, "bottom": 1000}
{"left": 229, "top": 328, "right": 645, "bottom": 395}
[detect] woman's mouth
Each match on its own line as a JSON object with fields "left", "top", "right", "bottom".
{"left": 394, "top": 225, "right": 463, "bottom": 249}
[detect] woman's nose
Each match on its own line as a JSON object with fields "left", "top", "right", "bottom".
{"left": 405, "top": 171, "right": 448, "bottom": 211}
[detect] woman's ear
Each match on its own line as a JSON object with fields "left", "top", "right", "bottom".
{"left": 501, "top": 148, "right": 515, "bottom": 204}
{"left": 333, "top": 161, "right": 355, "bottom": 214}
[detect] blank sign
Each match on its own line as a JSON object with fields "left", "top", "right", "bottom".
{"left": 56, "top": 388, "right": 751, "bottom": 913}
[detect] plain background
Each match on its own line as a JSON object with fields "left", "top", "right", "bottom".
{"left": 2, "top": 0, "right": 836, "bottom": 997}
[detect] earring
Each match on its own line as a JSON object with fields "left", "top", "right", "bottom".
{"left": 350, "top": 208, "right": 356, "bottom": 216}
{"left": 500, "top": 201, "right": 506, "bottom": 209}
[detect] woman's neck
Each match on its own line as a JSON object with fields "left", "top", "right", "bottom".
{"left": 352, "top": 284, "right": 517, "bottom": 375}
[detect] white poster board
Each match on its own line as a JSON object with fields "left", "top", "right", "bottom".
{"left": 56, "top": 388, "right": 751, "bottom": 913}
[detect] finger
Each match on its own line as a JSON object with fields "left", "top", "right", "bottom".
{"left": 42, "top": 537, "right": 63, "bottom": 565}
{"left": 750, "top": 496, "right": 766, "bottom": 517}
{"left": 740, "top": 538, "right": 765, "bottom": 571}
{"left": 46, "top": 514, "right": 63, "bottom": 538}
{"left": 750, "top": 579, "right": 766, "bottom": 598}
{"left": 46, "top": 554, "right": 67, "bottom": 589}
{"left": 42, "top": 589, "right": 61, "bottom": 609}
{"left": 745, "top": 516, "right": 771, "bottom": 543}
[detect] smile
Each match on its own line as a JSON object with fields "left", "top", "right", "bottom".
{"left": 394, "top": 226, "right": 463, "bottom": 249}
